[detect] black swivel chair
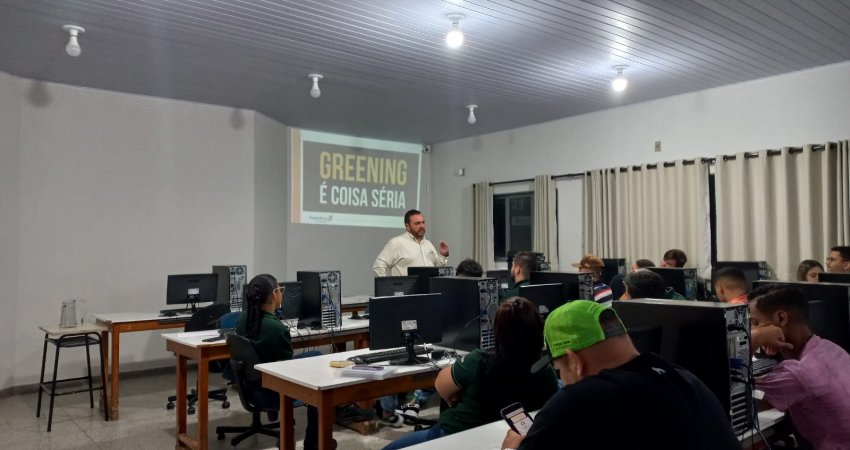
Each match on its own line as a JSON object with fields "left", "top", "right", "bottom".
{"left": 215, "top": 333, "right": 281, "bottom": 445}
{"left": 166, "top": 303, "right": 231, "bottom": 414}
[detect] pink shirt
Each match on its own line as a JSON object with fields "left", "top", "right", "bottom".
{"left": 757, "top": 335, "right": 850, "bottom": 450}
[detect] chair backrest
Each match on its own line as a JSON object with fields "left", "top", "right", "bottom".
{"left": 217, "top": 311, "right": 241, "bottom": 330}
{"left": 185, "top": 303, "right": 231, "bottom": 332}
{"left": 225, "top": 333, "right": 275, "bottom": 413}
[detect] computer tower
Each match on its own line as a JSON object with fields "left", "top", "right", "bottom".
{"left": 647, "top": 267, "right": 698, "bottom": 299}
{"left": 713, "top": 261, "right": 770, "bottom": 293}
{"left": 429, "top": 276, "right": 499, "bottom": 352}
{"left": 297, "top": 270, "right": 342, "bottom": 328}
{"left": 529, "top": 271, "right": 594, "bottom": 301}
{"left": 212, "top": 265, "right": 247, "bottom": 311}
{"left": 407, "top": 266, "right": 454, "bottom": 292}
{"left": 601, "top": 258, "right": 626, "bottom": 285}
{"left": 486, "top": 270, "right": 512, "bottom": 291}
{"left": 612, "top": 299, "right": 752, "bottom": 435}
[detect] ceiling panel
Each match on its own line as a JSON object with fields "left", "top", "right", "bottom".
{"left": 1, "top": 0, "right": 848, "bottom": 143}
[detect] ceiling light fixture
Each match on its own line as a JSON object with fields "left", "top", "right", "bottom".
{"left": 466, "top": 104, "right": 477, "bottom": 124}
{"left": 445, "top": 13, "right": 466, "bottom": 49}
{"left": 62, "top": 24, "right": 85, "bottom": 57}
{"left": 611, "top": 65, "right": 628, "bottom": 92}
{"left": 308, "top": 73, "right": 323, "bottom": 98}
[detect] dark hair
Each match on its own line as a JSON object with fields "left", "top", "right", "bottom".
{"left": 831, "top": 246, "right": 850, "bottom": 262}
{"left": 623, "top": 270, "right": 666, "bottom": 299}
{"left": 797, "top": 259, "right": 824, "bottom": 281}
{"left": 662, "top": 249, "right": 687, "bottom": 267}
{"left": 404, "top": 209, "right": 422, "bottom": 225}
{"left": 750, "top": 284, "right": 809, "bottom": 321}
{"left": 493, "top": 297, "right": 544, "bottom": 365}
{"left": 634, "top": 259, "right": 655, "bottom": 269}
{"left": 511, "top": 251, "right": 538, "bottom": 277}
{"left": 243, "top": 274, "right": 278, "bottom": 339}
{"left": 715, "top": 267, "right": 747, "bottom": 289}
{"left": 456, "top": 258, "right": 483, "bottom": 277}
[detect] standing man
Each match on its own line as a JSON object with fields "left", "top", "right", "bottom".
{"left": 826, "top": 246, "right": 850, "bottom": 273}
{"left": 373, "top": 209, "right": 449, "bottom": 277}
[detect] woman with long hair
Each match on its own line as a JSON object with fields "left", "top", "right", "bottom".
{"left": 796, "top": 259, "right": 824, "bottom": 283}
{"left": 383, "top": 297, "right": 558, "bottom": 449}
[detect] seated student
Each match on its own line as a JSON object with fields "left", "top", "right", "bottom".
{"left": 714, "top": 267, "right": 748, "bottom": 304}
{"left": 659, "top": 249, "right": 687, "bottom": 268}
{"left": 619, "top": 269, "right": 666, "bottom": 300}
{"left": 499, "top": 251, "right": 537, "bottom": 300}
{"left": 796, "top": 259, "right": 824, "bottom": 283}
{"left": 236, "top": 274, "right": 333, "bottom": 450}
{"left": 749, "top": 285, "right": 850, "bottom": 449}
{"left": 610, "top": 259, "right": 654, "bottom": 300}
{"left": 383, "top": 297, "right": 558, "bottom": 449}
{"left": 455, "top": 258, "right": 484, "bottom": 277}
{"left": 573, "top": 255, "right": 613, "bottom": 303}
{"left": 826, "top": 246, "right": 850, "bottom": 273}
{"left": 501, "top": 301, "right": 740, "bottom": 450}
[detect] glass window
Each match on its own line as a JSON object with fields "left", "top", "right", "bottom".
{"left": 494, "top": 192, "right": 534, "bottom": 261}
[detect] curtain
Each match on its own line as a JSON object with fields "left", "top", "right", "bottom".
{"left": 583, "top": 161, "right": 711, "bottom": 277}
{"left": 534, "top": 175, "right": 560, "bottom": 271}
{"left": 472, "top": 182, "right": 494, "bottom": 270}
{"left": 715, "top": 141, "right": 850, "bottom": 280}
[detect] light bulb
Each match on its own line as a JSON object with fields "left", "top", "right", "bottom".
{"left": 62, "top": 25, "right": 85, "bottom": 57}
{"left": 612, "top": 75, "right": 627, "bottom": 92}
{"left": 466, "top": 105, "right": 477, "bottom": 124}
{"left": 308, "top": 74, "right": 323, "bottom": 98}
{"left": 446, "top": 27, "right": 464, "bottom": 49}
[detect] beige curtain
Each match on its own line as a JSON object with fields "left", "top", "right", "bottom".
{"left": 534, "top": 175, "right": 560, "bottom": 271}
{"left": 715, "top": 141, "right": 850, "bottom": 280}
{"left": 472, "top": 182, "right": 494, "bottom": 270}
{"left": 583, "top": 161, "right": 711, "bottom": 277}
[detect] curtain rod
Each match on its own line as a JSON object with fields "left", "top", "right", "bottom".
{"left": 488, "top": 171, "right": 584, "bottom": 187}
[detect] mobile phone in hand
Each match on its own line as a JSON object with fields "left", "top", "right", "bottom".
{"left": 500, "top": 402, "right": 533, "bottom": 436}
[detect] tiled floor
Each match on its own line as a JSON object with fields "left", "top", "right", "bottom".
{"left": 0, "top": 369, "right": 434, "bottom": 450}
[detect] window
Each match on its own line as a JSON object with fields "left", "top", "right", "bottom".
{"left": 494, "top": 192, "right": 534, "bottom": 261}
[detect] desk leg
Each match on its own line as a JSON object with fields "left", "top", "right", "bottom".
{"left": 318, "top": 391, "right": 334, "bottom": 450}
{"left": 197, "top": 358, "right": 209, "bottom": 450}
{"left": 99, "top": 329, "right": 110, "bottom": 416}
{"left": 354, "top": 336, "right": 369, "bottom": 350}
{"left": 176, "top": 355, "right": 188, "bottom": 448}
{"left": 109, "top": 329, "right": 121, "bottom": 419}
{"left": 280, "top": 395, "right": 295, "bottom": 450}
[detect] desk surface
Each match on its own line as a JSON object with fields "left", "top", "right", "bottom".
{"left": 40, "top": 323, "right": 107, "bottom": 335}
{"left": 161, "top": 317, "right": 369, "bottom": 348}
{"left": 93, "top": 311, "right": 192, "bottom": 323}
{"left": 256, "top": 347, "right": 450, "bottom": 391}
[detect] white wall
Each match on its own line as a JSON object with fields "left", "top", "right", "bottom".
{"left": 0, "top": 71, "right": 21, "bottom": 388}
{"left": 254, "top": 112, "right": 288, "bottom": 278}
{"left": 430, "top": 61, "right": 850, "bottom": 266}
{"left": 6, "top": 77, "right": 255, "bottom": 389}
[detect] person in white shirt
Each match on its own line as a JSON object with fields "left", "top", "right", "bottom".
{"left": 373, "top": 209, "right": 449, "bottom": 277}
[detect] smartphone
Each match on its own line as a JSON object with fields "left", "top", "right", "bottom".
{"left": 500, "top": 402, "right": 533, "bottom": 436}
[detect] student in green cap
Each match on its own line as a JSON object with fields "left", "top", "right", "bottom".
{"left": 501, "top": 300, "right": 739, "bottom": 450}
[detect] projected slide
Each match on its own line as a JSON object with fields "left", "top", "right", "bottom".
{"left": 291, "top": 129, "right": 422, "bottom": 228}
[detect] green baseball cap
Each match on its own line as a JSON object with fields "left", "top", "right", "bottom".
{"left": 530, "top": 300, "right": 627, "bottom": 373}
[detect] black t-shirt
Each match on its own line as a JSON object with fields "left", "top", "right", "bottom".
{"left": 519, "top": 353, "right": 741, "bottom": 450}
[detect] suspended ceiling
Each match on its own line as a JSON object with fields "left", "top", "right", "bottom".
{"left": 1, "top": 0, "right": 849, "bottom": 144}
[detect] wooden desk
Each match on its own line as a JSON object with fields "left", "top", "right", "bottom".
{"left": 93, "top": 312, "right": 192, "bottom": 419}
{"left": 163, "top": 318, "right": 370, "bottom": 450}
{"left": 341, "top": 294, "right": 370, "bottom": 315}
{"left": 257, "top": 348, "right": 452, "bottom": 450}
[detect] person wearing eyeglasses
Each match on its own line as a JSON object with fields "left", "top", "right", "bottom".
{"left": 825, "top": 246, "right": 850, "bottom": 273}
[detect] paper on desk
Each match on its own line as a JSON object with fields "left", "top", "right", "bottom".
{"left": 760, "top": 409, "right": 784, "bottom": 421}
{"left": 177, "top": 330, "right": 219, "bottom": 338}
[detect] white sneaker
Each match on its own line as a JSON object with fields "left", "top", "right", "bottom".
{"left": 381, "top": 412, "right": 404, "bottom": 428}
{"left": 395, "top": 402, "right": 420, "bottom": 424}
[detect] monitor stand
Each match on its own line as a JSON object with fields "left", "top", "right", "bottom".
{"left": 390, "top": 334, "right": 430, "bottom": 366}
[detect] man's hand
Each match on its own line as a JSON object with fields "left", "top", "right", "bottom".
{"left": 501, "top": 429, "right": 525, "bottom": 450}
{"left": 439, "top": 240, "right": 450, "bottom": 257}
{"left": 752, "top": 325, "right": 793, "bottom": 356}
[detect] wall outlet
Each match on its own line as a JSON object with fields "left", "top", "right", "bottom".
{"left": 654, "top": 141, "right": 662, "bottom": 152}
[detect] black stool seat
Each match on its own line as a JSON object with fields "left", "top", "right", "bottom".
{"left": 37, "top": 324, "right": 109, "bottom": 431}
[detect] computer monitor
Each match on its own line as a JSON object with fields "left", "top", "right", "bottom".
{"left": 601, "top": 258, "right": 626, "bottom": 285}
{"left": 518, "top": 283, "right": 565, "bottom": 316}
{"left": 374, "top": 276, "right": 421, "bottom": 297}
{"left": 166, "top": 273, "right": 218, "bottom": 309}
{"left": 752, "top": 280, "right": 850, "bottom": 352}
{"left": 277, "top": 281, "right": 303, "bottom": 320}
{"left": 647, "top": 267, "right": 698, "bottom": 299}
{"left": 296, "top": 271, "right": 342, "bottom": 329}
{"left": 486, "top": 270, "right": 512, "bottom": 291}
{"left": 529, "top": 271, "right": 594, "bottom": 301}
{"left": 430, "top": 276, "right": 499, "bottom": 352}
{"left": 817, "top": 272, "right": 850, "bottom": 284}
{"left": 368, "top": 293, "right": 443, "bottom": 363}
{"left": 712, "top": 261, "right": 769, "bottom": 293}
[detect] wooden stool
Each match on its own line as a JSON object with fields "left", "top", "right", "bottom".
{"left": 37, "top": 323, "right": 109, "bottom": 431}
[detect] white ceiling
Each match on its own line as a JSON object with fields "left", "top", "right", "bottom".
{"left": 2, "top": 0, "right": 849, "bottom": 143}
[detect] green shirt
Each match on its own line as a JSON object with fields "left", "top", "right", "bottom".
{"left": 235, "top": 311, "right": 294, "bottom": 363}
{"left": 499, "top": 279, "right": 531, "bottom": 301}
{"left": 438, "top": 349, "right": 559, "bottom": 435}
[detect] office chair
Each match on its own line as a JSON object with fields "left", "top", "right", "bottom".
{"left": 217, "top": 311, "right": 240, "bottom": 383}
{"left": 166, "top": 303, "right": 231, "bottom": 414}
{"left": 215, "top": 333, "right": 281, "bottom": 446}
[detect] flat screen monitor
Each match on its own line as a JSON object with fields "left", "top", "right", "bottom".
{"left": 486, "top": 270, "right": 512, "bottom": 291}
{"left": 518, "top": 283, "right": 565, "bottom": 316}
{"left": 166, "top": 273, "right": 218, "bottom": 308}
{"left": 529, "top": 271, "right": 594, "bottom": 301}
{"left": 368, "top": 293, "right": 443, "bottom": 350}
{"left": 601, "top": 258, "right": 626, "bottom": 285}
{"left": 277, "top": 281, "right": 303, "bottom": 320}
{"left": 374, "top": 276, "right": 421, "bottom": 297}
{"left": 647, "top": 267, "right": 698, "bottom": 299}
{"left": 753, "top": 280, "right": 850, "bottom": 352}
{"left": 818, "top": 272, "right": 850, "bottom": 284}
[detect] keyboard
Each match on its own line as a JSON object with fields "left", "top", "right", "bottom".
{"left": 347, "top": 345, "right": 431, "bottom": 365}
{"left": 752, "top": 357, "right": 779, "bottom": 377}
{"left": 159, "top": 308, "right": 193, "bottom": 317}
